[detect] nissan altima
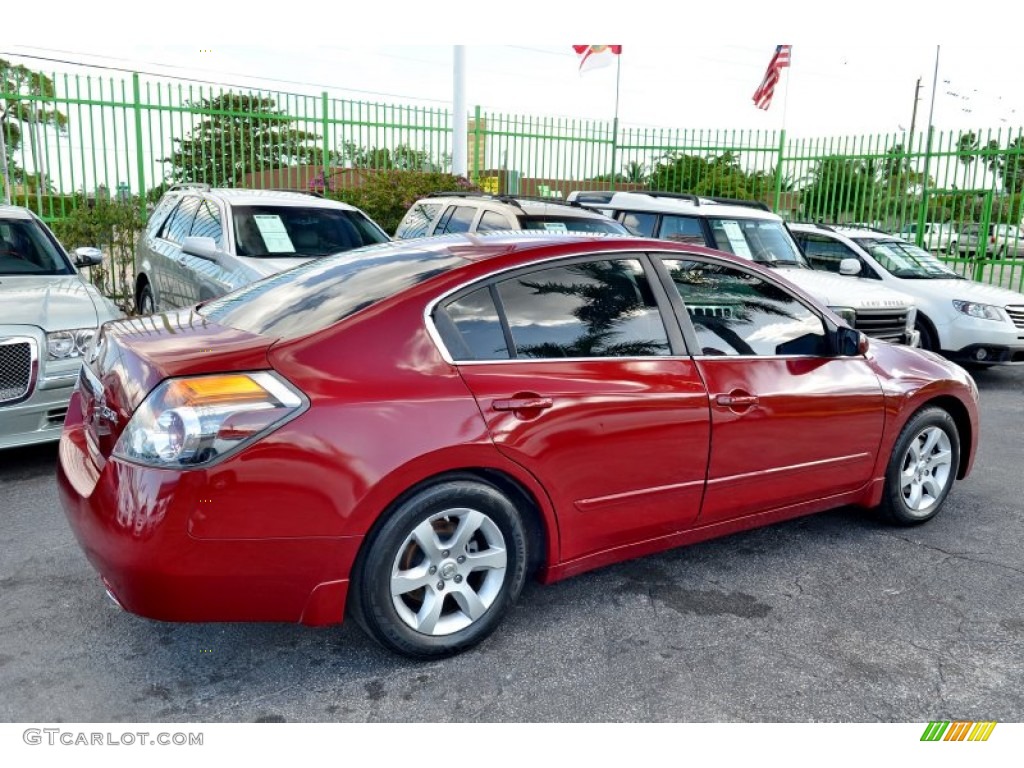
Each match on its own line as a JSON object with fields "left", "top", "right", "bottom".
{"left": 58, "top": 233, "right": 979, "bottom": 658}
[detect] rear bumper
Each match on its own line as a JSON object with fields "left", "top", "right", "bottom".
{"left": 56, "top": 393, "right": 361, "bottom": 626}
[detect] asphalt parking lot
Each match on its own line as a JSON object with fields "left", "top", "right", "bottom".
{"left": 1, "top": 367, "right": 1022, "bottom": 723}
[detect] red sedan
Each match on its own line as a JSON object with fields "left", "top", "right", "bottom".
{"left": 58, "top": 234, "right": 979, "bottom": 658}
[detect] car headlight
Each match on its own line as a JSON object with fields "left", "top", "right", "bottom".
{"left": 952, "top": 300, "right": 1005, "bottom": 322}
{"left": 46, "top": 328, "right": 96, "bottom": 360}
{"left": 113, "top": 372, "right": 306, "bottom": 469}
{"left": 828, "top": 306, "right": 857, "bottom": 327}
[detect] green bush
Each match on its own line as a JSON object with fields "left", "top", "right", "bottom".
{"left": 328, "top": 170, "right": 478, "bottom": 235}
{"left": 51, "top": 198, "right": 146, "bottom": 313}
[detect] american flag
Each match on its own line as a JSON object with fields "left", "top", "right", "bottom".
{"left": 572, "top": 45, "right": 623, "bottom": 74}
{"left": 752, "top": 45, "right": 792, "bottom": 110}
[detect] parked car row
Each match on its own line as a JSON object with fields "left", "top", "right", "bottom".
{"left": 899, "top": 220, "right": 1024, "bottom": 260}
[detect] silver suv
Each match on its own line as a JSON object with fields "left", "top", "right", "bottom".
{"left": 568, "top": 190, "right": 920, "bottom": 346}
{"left": 135, "top": 185, "right": 390, "bottom": 313}
{"left": 394, "top": 192, "right": 630, "bottom": 239}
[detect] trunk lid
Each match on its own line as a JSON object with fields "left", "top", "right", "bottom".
{"left": 79, "top": 308, "right": 275, "bottom": 458}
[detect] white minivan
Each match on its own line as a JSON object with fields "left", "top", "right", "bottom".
{"left": 568, "top": 191, "right": 921, "bottom": 347}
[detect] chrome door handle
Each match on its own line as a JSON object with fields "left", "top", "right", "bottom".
{"left": 492, "top": 397, "right": 553, "bottom": 412}
{"left": 715, "top": 393, "right": 759, "bottom": 408}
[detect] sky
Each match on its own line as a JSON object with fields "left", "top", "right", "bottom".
{"left": 4, "top": 1, "right": 1023, "bottom": 142}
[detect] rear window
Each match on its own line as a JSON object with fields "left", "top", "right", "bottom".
{"left": 232, "top": 205, "right": 388, "bottom": 258}
{"left": 198, "top": 242, "right": 465, "bottom": 340}
{"left": 520, "top": 216, "right": 626, "bottom": 234}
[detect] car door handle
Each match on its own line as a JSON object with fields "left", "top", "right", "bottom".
{"left": 492, "top": 397, "right": 553, "bottom": 412}
{"left": 715, "top": 393, "right": 759, "bottom": 408}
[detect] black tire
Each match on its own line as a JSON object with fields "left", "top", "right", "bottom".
{"left": 947, "top": 240, "right": 958, "bottom": 256}
{"left": 915, "top": 318, "right": 938, "bottom": 352}
{"left": 136, "top": 282, "right": 155, "bottom": 316}
{"left": 352, "top": 479, "right": 528, "bottom": 659}
{"left": 876, "top": 407, "right": 960, "bottom": 526}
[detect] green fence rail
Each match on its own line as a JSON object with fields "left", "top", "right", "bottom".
{"left": 3, "top": 64, "right": 1023, "bottom": 302}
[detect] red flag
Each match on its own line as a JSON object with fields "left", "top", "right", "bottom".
{"left": 752, "top": 45, "right": 792, "bottom": 110}
{"left": 572, "top": 45, "right": 622, "bottom": 74}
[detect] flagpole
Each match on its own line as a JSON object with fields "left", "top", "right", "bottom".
{"left": 610, "top": 53, "right": 621, "bottom": 191}
{"left": 773, "top": 47, "right": 792, "bottom": 214}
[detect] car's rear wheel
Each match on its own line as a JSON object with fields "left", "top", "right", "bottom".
{"left": 136, "top": 282, "right": 155, "bottom": 316}
{"left": 876, "top": 407, "right": 960, "bottom": 526}
{"left": 353, "top": 479, "right": 528, "bottom": 659}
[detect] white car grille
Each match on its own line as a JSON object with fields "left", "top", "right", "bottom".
{"left": 0, "top": 337, "right": 37, "bottom": 404}
{"left": 1006, "top": 305, "right": 1024, "bottom": 330}
{"left": 854, "top": 309, "right": 910, "bottom": 343}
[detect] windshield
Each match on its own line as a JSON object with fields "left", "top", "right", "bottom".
{"left": 0, "top": 217, "right": 73, "bottom": 275}
{"left": 521, "top": 216, "right": 627, "bottom": 234}
{"left": 707, "top": 218, "right": 806, "bottom": 267}
{"left": 231, "top": 205, "right": 389, "bottom": 258}
{"left": 854, "top": 238, "right": 961, "bottom": 279}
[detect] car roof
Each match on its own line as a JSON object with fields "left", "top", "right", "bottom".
{"left": 570, "top": 190, "right": 780, "bottom": 220}
{"left": 166, "top": 187, "right": 361, "bottom": 210}
{"left": 0, "top": 205, "right": 38, "bottom": 221}
{"left": 789, "top": 223, "right": 897, "bottom": 239}
{"left": 424, "top": 193, "right": 614, "bottom": 220}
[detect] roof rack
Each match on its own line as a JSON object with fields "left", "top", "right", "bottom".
{"left": 167, "top": 183, "right": 211, "bottom": 192}
{"left": 702, "top": 196, "right": 772, "bottom": 212}
{"left": 264, "top": 188, "right": 324, "bottom": 198}
{"left": 423, "top": 191, "right": 588, "bottom": 210}
{"left": 635, "top": 191, "right": 701, "bottom": 205}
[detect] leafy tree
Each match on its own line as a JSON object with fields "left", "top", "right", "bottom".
{"left": 329, "top": 170, "right": 477, "bottom": 234}
{"left": 798, "top": 156, "right": 879, "bottom": 221}
{"left": 337, "top": 141, "right": 450, "bottom": 172}
{"left": 0, "top": 60, "right": 68, "bottom": 200}
{"left": 983, "top": 135, "right": 1024, "bottom": 194}
{"left": 647, "top": 152, "right": 710, "bottom": 193}
{"left": 51, "top": 197, "right": 146, "bottom": 312}
{"left": 165, "top": 93, "right": 323, "bottom": 186}
{"left": 956, "top": 132, "right": 980, "bottom": 168}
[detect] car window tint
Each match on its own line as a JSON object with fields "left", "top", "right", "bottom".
{"left": 661, "top": 258, "right": 828, "bottom": 357}
{"left": 189, "top": 200, "right": 224, "bottom": 248}
{"left": 396, "top": 202, "right": 442, "bottom": 239}
{"left": 794, "top": 233, "right": 858, "bottom": 273}
{"left": 161, "top": 197, "right": 201, "bottom": 246}
{"left": 658, "top": 215, "right": 705, "bottom": 244}
{"left": 147, "top": 195, "right": 180, "bottom": 236}
{"left": 619, "top": 211, "right": 657, "bottom": 237}
{"left": 477, "top": 211, "right": 512, "bottom": 232}
{"left": 437, "top": 286, "right": 510, "bottom": 360}
{"left": 231, "top": 206, "right": 388, "bottom": 257}
{"left": 497, "top": 258, "right": 670, "bottom": 359}
{"left": 0, "top": 217, "right": 72, "bottom": 275}
{"left": 200, "top": 242, "right": 466, "bottom": 341}
{"left": 439, "top": 206, "right": 476, "bottom": 234}
{"left": 520, "top": 216, "right": 625, "bottom": 234}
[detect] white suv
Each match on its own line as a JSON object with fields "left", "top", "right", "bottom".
{"left": 568, "top": 191, "right": 920, "bottom": 346}
{"left": 394, "top": 192, "right": 630, "bottom": 239}
{"left": 790, "top": 223, "right": 1024, "bottom": 365}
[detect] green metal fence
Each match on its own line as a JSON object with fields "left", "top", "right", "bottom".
{"left": 3, "top": 64, "right": 1023, "bottom": 301}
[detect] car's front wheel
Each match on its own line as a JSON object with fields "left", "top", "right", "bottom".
{"left": 876, "top": 407, "right": 960, "bottom": 525}
{"left": 353, "top": 479, "right": 529, "bottom": 659}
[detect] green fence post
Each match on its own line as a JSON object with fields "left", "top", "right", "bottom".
{"left": 610, "top": 116, "right": 619, "bottom": 192}
{"left": 975, "top": 189, "right": 994, "bottom": 281}
{"left": 773, "top": 129, "right": 786, "bottom": 213}
{"left": 321, "top": 91, "right": 329, "bottom": 192}
{"left": 132, "top": 73, "right": 146, "bottom": 218}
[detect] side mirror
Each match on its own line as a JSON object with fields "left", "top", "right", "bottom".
{"left": 181, "top": 236, "right": 218, "bottom": 262}
{"left": 838, "top": 258, "right": 861, "bottom": 276}
{"left": 836, "top": 326, "right": 869, "bottom": 356}
{"left": 73, "top": 247, "right": 103, "bottom": 267}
